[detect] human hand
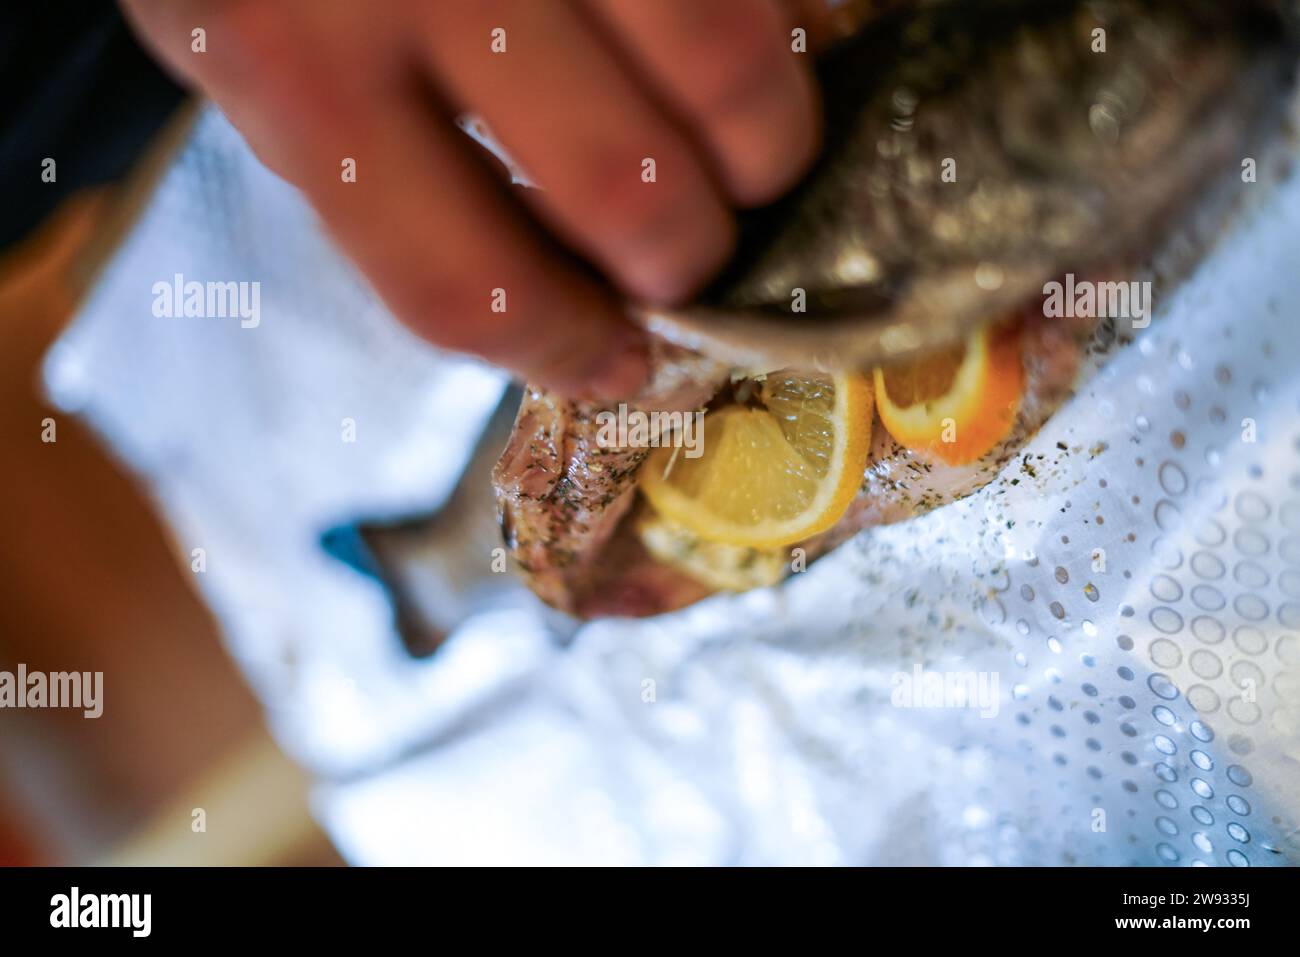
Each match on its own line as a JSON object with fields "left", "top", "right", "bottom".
{"left": 120, "top": 0, "right": 826, "bottom": 397}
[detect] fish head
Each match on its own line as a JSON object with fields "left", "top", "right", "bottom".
{"left": 635, "top": 0, "right": 1300, "bottom": 371}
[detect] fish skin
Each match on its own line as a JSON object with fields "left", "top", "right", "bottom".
{"left": 492, "top": 342, "right": 727, "bottom": 614}
{"left": 494, "top": 0, "right": 1299, "bottom": 618}
{"left": 560, "top": 305, "right": 1101, "bottom": 620}
{"left": 496, "top": 302, "right": 1096, "bottom": 619}
{"left": 803, "top": 304, "right": 1100, "bottom": 559}
{"left": 730, "top": 0, "right": 1297, "bottom": 305}
{"left": 650, "top": 0, "right": 1298, "bottom": 371}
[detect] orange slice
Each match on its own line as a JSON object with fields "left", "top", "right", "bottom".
{"left": 873, "top": 321, "right": 1023, "bottom": 466}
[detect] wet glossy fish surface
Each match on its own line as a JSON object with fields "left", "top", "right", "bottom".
{"left": 658, "top": 0, "right": 1298, "bottom": 369}
{"left": 499, "top": 0, "right": 1300, "bottom": 618}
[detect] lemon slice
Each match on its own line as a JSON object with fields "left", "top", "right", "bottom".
{"left": 640, "top": 372, "right": 873, "bottom": 548}
{"left": 637, "top": 511, "right": 789, "bottom": 592}
{"left": 873, "top": 321, "right": 1023, "bottom": 466}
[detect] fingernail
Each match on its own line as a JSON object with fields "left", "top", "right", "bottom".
{"left": 580, "top": 330, "right": 650, "bottom": 402}
{"left": 617, "top": 205, "right": 736, "bottom": 307}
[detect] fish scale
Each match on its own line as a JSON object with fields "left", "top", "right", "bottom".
{"left": 638, "top": 0, "right": 1300, "bottom": 370}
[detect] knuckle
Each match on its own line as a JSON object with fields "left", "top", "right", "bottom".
{"left": 177, "top": 5, "right": 283, "bottom": 92}
{"left": 205, "top": 0, "right": 286, "bottom": 62}
{"left": 572, "top": 147, "right": 726, "bottom": 299}
{"left": 199, "top": 2, "right": 333, "bottom": 99}
{"left": 681, "top": 15, "right": 782, "bottom": 115}
{"left": 408, "top": 267, "right": 568, "bottom": 367}
{"left": 579, "top": 144, "right": 693, "bottom": 239}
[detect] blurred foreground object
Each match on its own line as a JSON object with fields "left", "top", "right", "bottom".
{"left": 0, "top": 179, "right": 339, "bottom": 865}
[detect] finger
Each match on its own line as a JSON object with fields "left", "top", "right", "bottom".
{"left": 586, "top": 0, "right": 820, "bottom": 207}
{"left": 128, "top": 2, "right": 649, "bottom": 397}
{"left": 310, "top": 92, "right": 652, "bottom": 398}
{"left": 316, "top": 93, "right": 652, "bottom": 398}
{"left": 415, "top": 0, "right": 736, "bottom": 306}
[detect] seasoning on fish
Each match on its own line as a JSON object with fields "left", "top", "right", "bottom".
{"left": 493, "top": 0, "right": 1299, "bottom": 618}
